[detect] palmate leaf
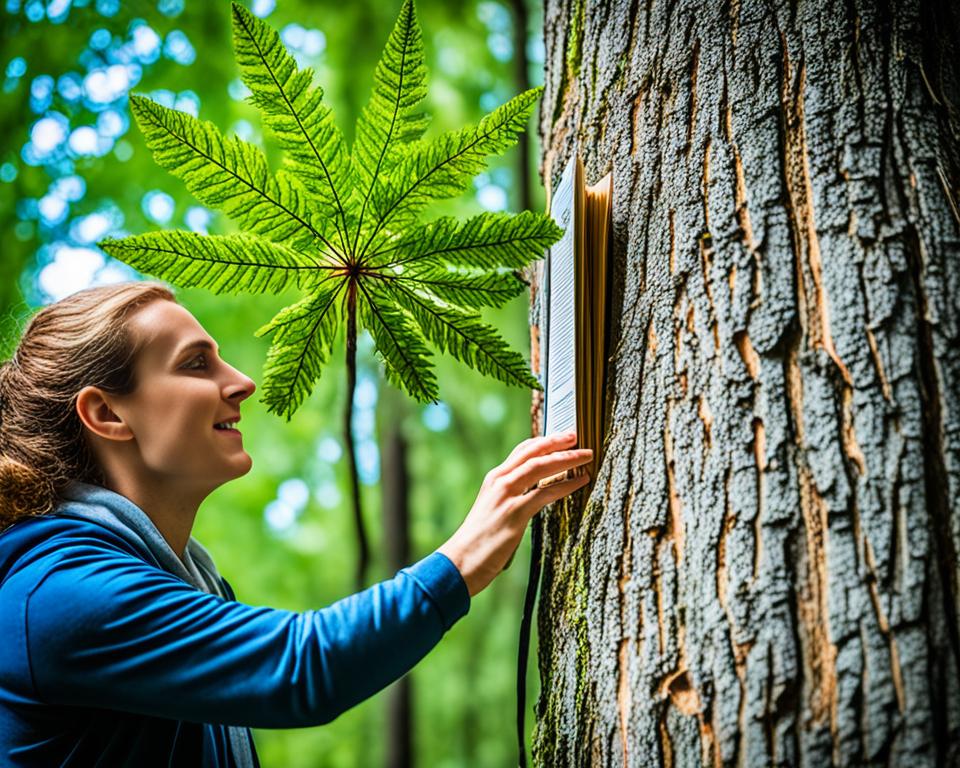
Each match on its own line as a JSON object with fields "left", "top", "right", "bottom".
{"left": 100, "top": 0, "right": 564, "bottom": 421}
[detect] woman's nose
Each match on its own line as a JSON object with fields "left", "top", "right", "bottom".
{"left": 224, "top": 367, "right": 256, "bottom": 402}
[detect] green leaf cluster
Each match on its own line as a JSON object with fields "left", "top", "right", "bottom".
{"left": 99, "top": 0, "right": 561, "bottom": 420}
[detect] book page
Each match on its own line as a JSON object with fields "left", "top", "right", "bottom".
{"left": 543, "top": 154, "right": 578, "bottom": 438}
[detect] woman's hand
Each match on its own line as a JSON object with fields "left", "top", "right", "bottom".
{"left": 437, "top": 431, "right": 593, "bottom": 598}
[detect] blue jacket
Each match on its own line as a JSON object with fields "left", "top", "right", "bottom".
{"left": 0, "top": 483, "right": 470, "bottom": 766}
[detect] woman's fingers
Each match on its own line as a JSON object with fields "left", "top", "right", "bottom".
{"left": 498, "top": 431, "right": 578, "bottom": 477}
{"left": 503, "top": 447, "right": 593, "bottom": 492}
{"left": 521, "top": 470, "right": 591, "bottom": 513}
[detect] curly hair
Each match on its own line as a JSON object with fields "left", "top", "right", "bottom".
{"left": 0, "top": 281, "right": 176, "bottom": 531}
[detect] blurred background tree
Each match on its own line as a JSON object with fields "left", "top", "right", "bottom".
{"left": 0, "top": 0, "right": 547, "bottom": 765}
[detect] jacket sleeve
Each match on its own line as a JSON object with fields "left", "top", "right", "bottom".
{"left": 24, "top": 545, "right": 470, "bottom": 728}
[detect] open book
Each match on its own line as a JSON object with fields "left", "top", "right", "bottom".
{"left": 538, "top": 152, "right": 613, "bottom": 488}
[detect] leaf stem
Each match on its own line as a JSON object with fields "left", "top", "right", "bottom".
{"left": 345, "top": 280, "right": 370, "bottom": 591}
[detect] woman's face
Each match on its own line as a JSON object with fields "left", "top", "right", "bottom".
{"left": 112, "top": 299, "right": 257, "bottom": 491}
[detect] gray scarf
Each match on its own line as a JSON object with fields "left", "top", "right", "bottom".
{"left": 57, "top": 480, "right": 256, "bottom": 768}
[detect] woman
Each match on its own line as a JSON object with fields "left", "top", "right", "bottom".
{"left": 0, "top": 281, "right": 592, "bottom": 766}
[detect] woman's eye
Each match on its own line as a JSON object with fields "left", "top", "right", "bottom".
{"left": 184, "top": 354, "right": 207, "bottom": 370}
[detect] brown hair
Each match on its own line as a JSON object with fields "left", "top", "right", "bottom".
{"left": 0, "top": 281, "right": 176, "bottom": 531}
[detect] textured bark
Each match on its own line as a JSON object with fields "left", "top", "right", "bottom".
{"left": 529, "top": 1, "right": 960, "bottom": 766}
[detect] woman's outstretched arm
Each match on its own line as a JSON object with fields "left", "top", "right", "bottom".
{"left": 22, "top": 432, "right": 591, "bottom": 728}
{"left": 25, "top": 542, "right": 466, "bottom": 729}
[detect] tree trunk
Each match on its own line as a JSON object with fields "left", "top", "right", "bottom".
{"left": 529, "top": 1, "right": 960, "bottom": 766}
{"left": 381, "top": 386, "right": 413, "bottom": 768}
{"left": 510, "top": 0, "right": 533, "bottom": 214}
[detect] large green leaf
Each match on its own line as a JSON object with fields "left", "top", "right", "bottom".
{"left": 359, "top": 88, "right": 542, "bottom": 257}
{"left": 231, "top": 2, "right": 352, "bottom": 254}
{"left": 129, "top": 94, "right": 330, "bottom": 253}
{"left": 255, "top": 282, "right": 345, "bottom": 420}
{"left": 99, "top": 231, "right": 333, "bottom": 295}
{"left": 385, "top": 280, "right": 539, "bottom": 390}
{"left": 102, "top": 4, "right": 560, "bottom": 421}
{"left": 365, "top": 211, "right": 562, "bottom": 271}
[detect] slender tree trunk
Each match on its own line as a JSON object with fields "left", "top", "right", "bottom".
{"left": 346, "top": 283, "right": 370, "bottom": 591}
{"left": 529, "top": 1, "right": 960, "bottom": 766}
{"left": 381, "top": 386, "right": 413, "bottom": 768}
{"left": 511, "top": 0, "right": 533, "bottom": 214}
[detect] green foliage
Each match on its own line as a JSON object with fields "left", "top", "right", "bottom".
{"left": 99, "top": 0, "right": 561, "bottom": 420}
{"left": 100, "top": 231, "right": 322, "bottom": 293}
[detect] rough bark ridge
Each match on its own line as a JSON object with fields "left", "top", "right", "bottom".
{"left": 529, "top": 1, "right": 960, "bottom": 765}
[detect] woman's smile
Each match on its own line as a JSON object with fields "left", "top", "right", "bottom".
{"left": 213, "top": 416, "right": 243, "bottom": 438}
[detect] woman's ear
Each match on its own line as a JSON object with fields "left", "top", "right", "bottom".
{"left": 76, "top": 386, "right": 134, "bottom": 442}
